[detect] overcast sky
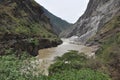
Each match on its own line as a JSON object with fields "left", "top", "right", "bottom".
{"left": 35, "top": 0, "right": 89, "bottom": 23}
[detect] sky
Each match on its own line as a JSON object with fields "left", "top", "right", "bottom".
{"left": 35, "top": 0, "right": 89, "bottom": 23}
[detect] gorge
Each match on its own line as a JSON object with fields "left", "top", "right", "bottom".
{"left": 0, "top": 0, "right": 120, "bottom": 80}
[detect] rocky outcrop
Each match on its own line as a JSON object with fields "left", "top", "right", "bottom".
{"left": 62, "top": 0, "right": 120, "bottom": 43}
{"left": 0, "top": 0, "right": 62, "bottom": 56}
{"left": 92, "top": 15, "right": 120, "bottom": 80}
{"left": 0, "top": 33, "right": 62, "bottom": 56}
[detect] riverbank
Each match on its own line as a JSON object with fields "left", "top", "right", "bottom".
{"left": 0, "top": 33, "right": 62, "bottom": 56}
{"left": 0, "top": 38, "right": 112, "bottom": 80}
{"left": 35, "top": 38, "right": 98, "bottom": 75}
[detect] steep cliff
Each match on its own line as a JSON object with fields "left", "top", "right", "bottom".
{"left": 41, "top": 7, "right": 72, "bottom": 35}
{"left": 0, "top": 0, "right": 62, "bottom": 56}
{"left": 62, "top": 0, "right": 120, "bottom": 43}
{"left": 60, "top": 1, "right": 120, "bottom": 79}
{"left": 62, "top": 0, "right": 120, "bottom": 79}
{"left": 92, "top": 15, "right": 120, "bottom": 80}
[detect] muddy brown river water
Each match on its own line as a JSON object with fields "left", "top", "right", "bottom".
{"left": 36, "top": 38, "right": 97, "bottom": 75}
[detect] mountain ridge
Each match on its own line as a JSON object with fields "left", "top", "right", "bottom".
{"left": 41, "top": 6, "right": 72, "bottom": 35}
{"left": 61, "top": 0, "right": 120, "bottom": 43}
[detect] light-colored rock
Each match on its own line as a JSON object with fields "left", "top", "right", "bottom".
{"left": 62, "top": 0, "right": 120, "bottom": 43}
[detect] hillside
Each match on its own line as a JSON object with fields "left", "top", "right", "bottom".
{"left": 0, "top": 0, "right": 62, "bottom": 56}
{"left": 41, "top": 6, "right": 72, "bottom": 35}
{"left": 62, "top": 0, "right": 120, "bottom": 43}
{"left": 93, "top": 15, "right": 120, "bottom": 80}
{"left": 0, "top": 0, "right": 120, "bottom": 80}
{"left": 60, "top": 0, "right": 120, "bottom": 79}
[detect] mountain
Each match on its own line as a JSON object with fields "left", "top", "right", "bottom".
{"left": 94, "top": 15, "right": 120, "bottom": 80}
{"left": 0, "top": 0, "right": 62, "bottom": 56}
{"left": 62, "top": 0, "right": 120, "bottom": 43}
{"left": 60, "top": 0, "right": 120, "bottom": 79}
{"left": 41, "top": 6, "right": 72, "bottom": 35}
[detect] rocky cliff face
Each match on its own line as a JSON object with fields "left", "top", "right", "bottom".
{"left": 92, "top": 14, "right": 120, "bottom": 80}
{"left": 0, "top": 0, "right": 62, "bottom": 56}
{"left": 62, "top": 0, "right": 120, "bottom": 43}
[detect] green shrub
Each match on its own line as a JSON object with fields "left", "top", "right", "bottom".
{"left": 49, "top": 51, "right": 88, "bottom": 74}
{"left": 0, "top": 55, "right": 44, "bottom": 80}
{"left": 48, "top": 51, "right": 111, "bottom": 80}
{"left": 0, "top": 50, "right": 111, "bottom": 80}
{"left": 28, "top": 38, "right": 39, "bottom": 46}
{"left": 49, "top": 69, "right": 111, "bottom": 80}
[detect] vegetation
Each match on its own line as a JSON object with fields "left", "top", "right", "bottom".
{"left": 0, "top": 0, "right": 62, "bottom": 56}
{"left": 48, "top": 69, "right": 111, "bottom": 80}
{"left": 0, "top": 0, "right": 59, "bottom": 40}
{"left": 43, "top": 7, "right": 71, "bottom": 35}
{"left": 48, "top": 51, "right": 111, "bottom": 80}
{"left": 0, "top": 55, "right": 32, "bottom": 80}
{"left": 94, "top": 15, "right": 120, "bottom": 80}
{"left": 49, "top": 51, "right": 88, "bottom": 74}
{"left": 0, "top": 0, "right": 119, "bottom": 80}
{"left": 0, "top": 51, "right": 111, "bottom": 80}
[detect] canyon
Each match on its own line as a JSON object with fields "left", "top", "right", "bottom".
{"left": 0, "top": 0, "right": 120, "bottom": 80}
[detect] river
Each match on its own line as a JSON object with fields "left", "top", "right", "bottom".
{"left": 35, "top": 38, "right": 97, "bottom": 75}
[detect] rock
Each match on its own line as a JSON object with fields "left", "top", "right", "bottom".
{"left": 62, "top": 0, "right": 120, "bottom": 43}
{"left": 0, "top": 0, "right": 62, "bottom": 56}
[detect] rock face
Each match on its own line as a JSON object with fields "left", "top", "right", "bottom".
{"left": 93, "top": 15, "right": 120, "bottom": 80}
{"left": 41, "top": 7, "right": 72, "bottom": 35}
{"left": 62, "top": 0, "right": 120, "bottom": 43}
{"left": 0, "top": 0, "right": 62, "bottom": 56}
